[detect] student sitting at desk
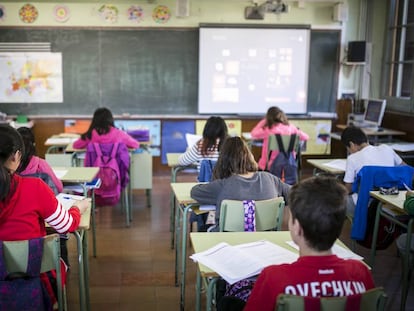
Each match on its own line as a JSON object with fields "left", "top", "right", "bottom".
{"left": 250, "top": 106, "right": 309, "bottom": 173}
{"left": 340, "top": 126, "right": 405, "bottom": 215}
{"left": 17, "top": 127, "right": 63, "bottom": 194}
{"left": 178, "top": 116, "right": 228, "bottom": 169}
{"left": 0, "top": 124, "right": 89, "bottom": 308}
{"left": 242, "top": 177, "right": 375, "bottom": 311}
{"left": 72, "top": 107, "right": 139, "bottom": 149}
{"left": 190, "top": 136, "right": 290, "bottom": 232}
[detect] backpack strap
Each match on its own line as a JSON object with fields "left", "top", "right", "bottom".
{"left": 110, "top": 143, "right": 120, "bottom": 159}
{"left": 94, "top": 143, "right": 102, "bottom": 158}
{"left": 275, "top": 134, "right": 288, "bottom": 158}
{"left": 286, "top": 134, "right": 297, "bottom": 154}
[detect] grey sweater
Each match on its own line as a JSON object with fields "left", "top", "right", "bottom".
{"left": 190, "top": 171, "right": 290, "bottom": 228}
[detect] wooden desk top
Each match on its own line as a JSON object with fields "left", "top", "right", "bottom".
{"left": 171, "top": 182, "right": 199, "bottom": 204}
{"left": 336, "top": 124, "right": 405, "bottom": 136}
{"left": 52, "top": 166, "right": 99, "bottom": 183}
{"left": 190, "top": 231, "right": 353, "bottom": 276}
{"left": 166, "top": 153, "right": 182, "bottom": 167}
{"left": 370, "top": 190, "right": 407, "bottom": 210}
{"left": 306, "top": 158, "right": 346, "bottom": 175}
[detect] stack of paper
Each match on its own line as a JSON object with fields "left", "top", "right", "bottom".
{"left": 56, "top": 193, "right": 86, "bottom": 210}
{"left": 190, "top": 240, "right": 298, "bottom": 284}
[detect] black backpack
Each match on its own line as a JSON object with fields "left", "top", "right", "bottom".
{"left": 269, "top": 134, "right": 298, "bottom": 185}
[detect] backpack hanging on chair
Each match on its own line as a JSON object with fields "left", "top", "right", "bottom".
{"left": 90, "top": 143, "right": 122, "bottom": 206}
{"left": 0, "top": 238, "right": 53, "bottom": 311}
{"left": 268, "top": 134, "right": 298, "bottom": 185}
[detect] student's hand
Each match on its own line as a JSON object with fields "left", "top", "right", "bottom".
{"left": 73, "top": 199, "right": 89, "bottom": 214}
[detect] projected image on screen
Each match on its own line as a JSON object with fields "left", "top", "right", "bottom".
{"left": 198, "top": 27, "right": 310, "bottom": 114}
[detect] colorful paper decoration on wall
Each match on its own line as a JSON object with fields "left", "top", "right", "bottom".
{"left": 127, "top": 5, "right": 144, "bottom": 23}
{"left": 19, "top": 3, "right": 38, "bottom": 23}
{"left": 98, "top": 4, "right": 118, "bottom": 23}
{"left": 53, "top": 5, "right": 70, "bottom": 23}
{"left": 152, "top": 5, "right": 171, "bottom": 24}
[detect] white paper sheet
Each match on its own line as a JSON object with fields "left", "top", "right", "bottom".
{"left": 285, "top": 241, "right": 363, "bottom": 261}
{"left": 56, "top": 193, "right": 85, "bottom": 210}
{"left": 190, "top": 240, "right": 298, "bottom": 284}
{"left": 185, "top": 133, "right": 202, "bottom": 148}
{"left": 52, "top": 169, "right": 68, "bottom": 179}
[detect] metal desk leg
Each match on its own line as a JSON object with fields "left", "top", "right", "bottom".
{"left": 369, "top": 202, "right": 383, "bottom": 268}
{"left": 207, "top": 277, "right": 218, "bottom": 311}
{"left": 82, "top": 230, "right": 90, "bottom": 311}
{"left": 401, "top": 220, "right": 413, "bottom": 311}
{"left": 180, "top": 205, "right": 193, "bottom": 311}
{"left": 196, "top": 268, "right": 201, "bottom": 311}
{"left": 74, "top": 230, "right": 87, "bottom": 311}
{"left": 91, "top": 190, "right": 97, "bottom": 258}
{"left": 174, "top": 199, "right": 181, "bottom": 287}
{"left": 145, "top": 189, "right": 151, "bottom": 208}
{"left": 171, "top": 192, "right": 177, "bottom": 249}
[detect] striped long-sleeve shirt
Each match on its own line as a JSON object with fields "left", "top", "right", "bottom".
{"left": 0, "top": 174, "right": 81, "bottom": 241}
{"left": 178, "top": 139, "right": 220, "bottom": 168}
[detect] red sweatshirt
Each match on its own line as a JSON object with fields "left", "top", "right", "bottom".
{"left": 244, "top": 255, "right": 375, "bottom": 311}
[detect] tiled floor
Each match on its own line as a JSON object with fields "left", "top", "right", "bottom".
{"left": 65, "top": 172, "right": 414, "bottom": 311}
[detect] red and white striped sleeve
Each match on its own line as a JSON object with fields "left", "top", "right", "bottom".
{"left": 45, "top": 201, "right": 81, "bottom": 233}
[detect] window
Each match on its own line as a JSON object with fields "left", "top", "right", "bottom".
{"left": 384, "top": 0, "right": 414, "bottom": 113}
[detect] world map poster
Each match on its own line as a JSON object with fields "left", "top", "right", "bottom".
{"left": 0, "top": 52, "right": 63, "bottom": 103}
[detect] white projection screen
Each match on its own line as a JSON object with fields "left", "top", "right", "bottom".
{"left": 198, "top": 26, "right": 311, "bottom": 115}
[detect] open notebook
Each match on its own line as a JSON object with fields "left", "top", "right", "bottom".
{"left": 56, "top": 193, "right": 86, "bottom": 210}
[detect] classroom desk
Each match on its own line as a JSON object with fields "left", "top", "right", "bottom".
{"left": 48, "top": 199, "right": 92, "bottom": 311}
{"left": 369, "top": 190, "right": 413, "bottom": 311}
{"left": 53, "top": 166, "right": 99, "bottom": 262}
{"left": 335, "top": 124, "right": 406, "bottom": 144}
{"left": 306, "top": 158, "right": 346, "bottom": 177}
{"left": 171, "top": 182, "right": 200, "bottom": 311}
{"left": 166, "top": 153, "right": 197, "bottom": 249}
{"left": 190, "top": 231, "right": 358, "bottom": 311}
{"left": 44, "top": 133, "right": 80, "bottom": 154}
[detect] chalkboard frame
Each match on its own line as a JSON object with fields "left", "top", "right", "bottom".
{"left": 0, "top": 27, "right": 340, "bottom": 116}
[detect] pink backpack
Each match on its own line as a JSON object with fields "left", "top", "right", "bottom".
{"left": 92, "top": 143, "right": 121, "bottom": 206}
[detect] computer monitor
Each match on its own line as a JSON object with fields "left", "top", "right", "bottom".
{"left": 363, "top": 98, "right": 387, "bottom": 127}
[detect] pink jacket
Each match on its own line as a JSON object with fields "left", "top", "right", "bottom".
{"left": 19, "top": 156, "right": 63, "bottom": 193}
{"left": 73, "top": 127, "right": 139, "bottom": 150}
{"left": 250, "top": 119, "right": 309, "bottom": 170}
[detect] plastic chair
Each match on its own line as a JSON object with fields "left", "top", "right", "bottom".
{"left": 1, "top": 234, "right": 66, "bottom": 311}
{"left": 266, "top": 134, "right": 301, "bottom": 184}
{"left": 45, "top": 153, "right": 76, "bottom": 167}
{"left": 276, "top": 287, "right": 387, "bottom": 311}
{"left": 219, "top": 198, "right": 285, "bottom": 232}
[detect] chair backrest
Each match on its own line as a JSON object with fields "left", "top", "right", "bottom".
{"left": 45, "top": 153, "right": 76, "bottom": 167}
{"left": 266, "top": 134, "right": 301, "bottom": 184}
{"left": 219, "top": 198, "right": 285, "bottom": 232}
{"left": 1, "top": 234, "right": 65, "bottom": 311}
{"left": 351, "top": 165, "right": 414, "bottom": 240}
{"left": 276, "top": 287, "right": 387, "bottom": 311}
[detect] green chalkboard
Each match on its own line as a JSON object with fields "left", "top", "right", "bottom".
{"left": 0, "top": 28, "right": 339, "bottom": 115}
{"left": 308, "top": 30, "right": 341, "bottom": 112}
{"left": 0, "top": 28, "right": 199, "bottom": 115}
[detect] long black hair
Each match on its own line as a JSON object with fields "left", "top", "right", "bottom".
{"left": 16, "top": 127, "right": 35, "bottom": 172}
{"left": 0, "top": 125, "right": 24, "bottom": 201}
{"left": 200, "top": 116, "right": 228, "bottom": 156}
{"left": 81, "top": 107, "right": 115, "bottom": 140}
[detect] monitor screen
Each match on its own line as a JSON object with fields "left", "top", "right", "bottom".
{"left": 363, "top": 99, "right": 386, "bottom": 126}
